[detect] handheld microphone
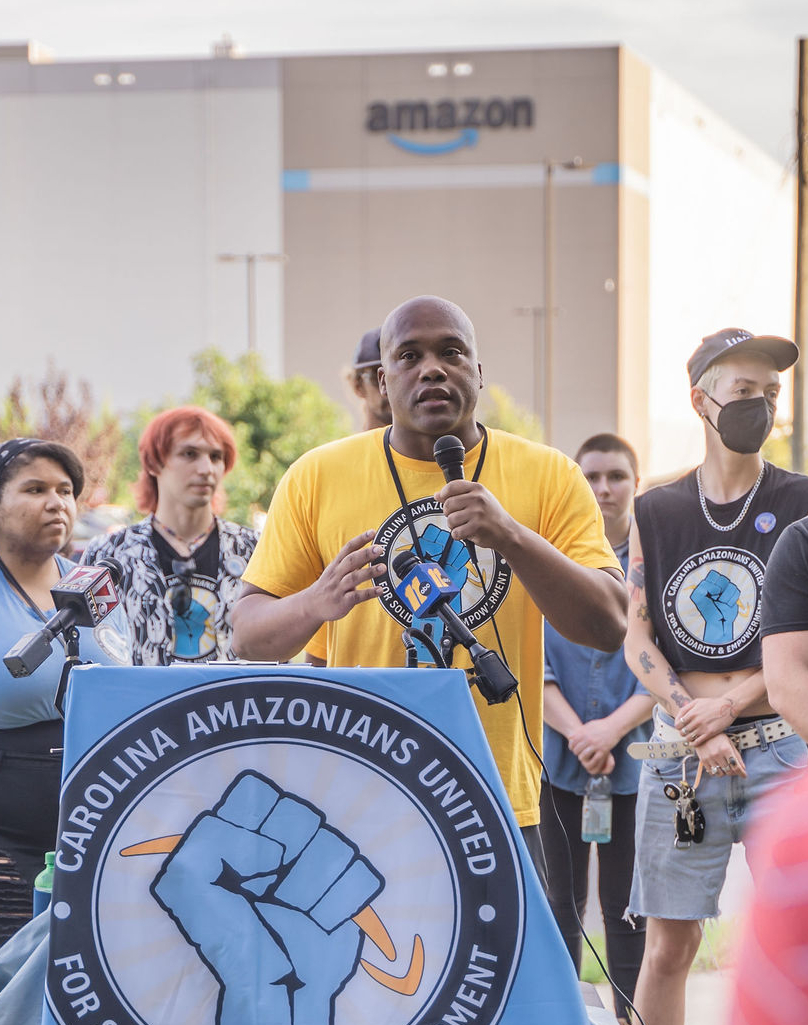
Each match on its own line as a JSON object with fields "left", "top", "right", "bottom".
{"left": 3, "top": 558, "right": 124, "bottom": 678}
{"left": 433, "top": 435, "right": 476, "bottom": 563}
{"left": 433, "top": 435, "right": 466, "bottom": 482}
{"left": 392, "top": 550, "right": 517, "bottom": 703}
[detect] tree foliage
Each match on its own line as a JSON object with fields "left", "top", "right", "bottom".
{"left": 0, "top": 364, "right": 123, "bottom": 509}
{"left": 762, "top": 424, "right": 793, "bottom": 470}
{"left": 0, "top": 356, "right": 545, "bottom": 528}
{"left": 478, "top": 384, "right": 544, "bottom": 441}
{"left": 189, "top": 348, "right": 351, "bottom": 524}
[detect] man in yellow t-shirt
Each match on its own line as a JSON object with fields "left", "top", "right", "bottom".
{"left": 234, "top": 294, "right": 627, "bottom": 877}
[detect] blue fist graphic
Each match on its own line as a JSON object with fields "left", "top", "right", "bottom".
{"left": 151, "top": 771, "right": 385, "bottom": 1025}
{"left": 412, "top": 524, "right": 471, "bottom": 664}
{"left": 690, "top": 569, "right": 741, "bottom": 644}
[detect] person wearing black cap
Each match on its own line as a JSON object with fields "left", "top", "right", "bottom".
{"left": 347, "top": 328, "right": 392, "bottom": 432}
{"left": 623, "top": 328, "right": 808, "bottom": 1025}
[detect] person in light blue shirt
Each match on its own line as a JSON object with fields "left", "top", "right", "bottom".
{"left": 0, "top": 438, "right": 131, "bottom": 944}
{"left": 540, "top": 433, "right": 652, "bottom": 1025}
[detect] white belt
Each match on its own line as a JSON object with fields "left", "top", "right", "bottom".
{"left": 628, "top": 707, "right": 795, "bottom": 761}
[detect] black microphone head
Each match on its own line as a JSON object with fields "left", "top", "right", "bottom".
{"left": 392, "top": 550, "right": 420, "bottom": 578}
{"left": 433, "top": 435, "right": 466, "bottom": 481}
{"left": 96, "top": 557, "right": 124, "bottom": 586}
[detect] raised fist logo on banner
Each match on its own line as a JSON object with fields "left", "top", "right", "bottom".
{"left": 122, "top": 770, "right": 407, "bottom": 1025}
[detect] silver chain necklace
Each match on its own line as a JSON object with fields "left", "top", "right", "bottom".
{"left": 696, "top": 463, "right": 765, "bottom": 532}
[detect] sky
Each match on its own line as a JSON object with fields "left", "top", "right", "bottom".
{"left": 4, "top": 0, "right": 807, "bottom": 165}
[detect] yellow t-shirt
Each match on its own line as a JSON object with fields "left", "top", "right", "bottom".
{"left": 244, "top": 427, "right": 620, "bottom": 826}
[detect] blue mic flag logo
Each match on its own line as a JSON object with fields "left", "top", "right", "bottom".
{"left": 394, "top": 561, "right": 459, "bottom": 617}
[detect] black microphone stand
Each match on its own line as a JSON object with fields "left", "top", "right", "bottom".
{"left": 54, "top": 626, "right": 87, "bottom": 719}
{"left": 394, "top": 551, "right": 518, "bottom": 704}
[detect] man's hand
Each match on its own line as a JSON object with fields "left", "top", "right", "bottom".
{"left": 308, "top": 531, "right": 386, "bottom": 622}
{"left": 690, "top": 570, "right": 741, "bottom": 644}
{"left": 568, "top": 719, "right": 619, "bottom": 775}
{"left": 152, "top": 771, "right": 384, "bottom": 1025}
{"left": 233, "top": 530, "right": 386, "bottom": 661}
{"left": 435, "top": 480, "right": 515, "bottom": 552}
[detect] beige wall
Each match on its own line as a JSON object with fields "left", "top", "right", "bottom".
{"left": 282, "top": 47, "right": 629, "bottom": 456}
{"left": 0, "top": 56, "right": 284, "bottom": 410}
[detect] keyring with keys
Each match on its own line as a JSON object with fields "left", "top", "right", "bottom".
{"left": 662, "top": 757, "right": 706, "bottom": 848}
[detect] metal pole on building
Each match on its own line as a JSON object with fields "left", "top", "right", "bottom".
{"left": 515, "top": 305, "right": 543, "bottom": 420}
{"left": 246, "top": 254, "right": 256, "bottom": 353}
{"left": 794, "top": 38, "right": 808, "bottom": 472}
{"left": 217, "top": 252, "right": 288, "bottom": 353}
{"left": 544, "top": 163, "right": 555, "bottom": 445}
{"left": 542, "top": 156, "right": 584, "bottom": 446}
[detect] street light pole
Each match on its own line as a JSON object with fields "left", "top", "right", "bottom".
{"left": 515, "top": 305, "right": 544, "bottom": 421}
{"left": 519, "top": 157, "right": 585, "bottom": 444}
{"left": 794, "top": 38, "right": 808, "bottom": 471}
{"left": 217, "top": 251, "right": 288, "bottom": 353}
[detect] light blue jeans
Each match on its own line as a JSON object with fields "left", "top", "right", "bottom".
{"left": 629, "top": 708, "right": 807, "bottom": 919}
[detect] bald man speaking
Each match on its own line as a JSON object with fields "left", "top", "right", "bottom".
{"left": 233, "top": 294, "right": 626, "bottom": 879}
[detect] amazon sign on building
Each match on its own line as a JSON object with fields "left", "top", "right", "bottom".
{"left": 0, "top": 43, "right": 794, "bottom": 476}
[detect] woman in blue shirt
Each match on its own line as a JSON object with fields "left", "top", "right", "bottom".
{"left": 0, "top": 438, "right": 131, "bottom": 943}
{"left": 540, "top": 434, "right": 652, "bottom": 1025}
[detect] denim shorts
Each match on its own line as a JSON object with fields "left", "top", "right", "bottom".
{"left": 628, "top": 707, "right": 807, "bottom": 920}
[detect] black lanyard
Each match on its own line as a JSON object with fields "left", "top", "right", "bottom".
{"left": 0, "top": 554, "right": 69, "bottom": 657}
{"left": 382, "top": 425, "right": 488, "bottom": 563}
{"left": 0, "top": 555, "right": 51, "bottom": 623}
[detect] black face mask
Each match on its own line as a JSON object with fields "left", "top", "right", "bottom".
{"left": 705, "top": 396, "right": 774, "bottom": 454}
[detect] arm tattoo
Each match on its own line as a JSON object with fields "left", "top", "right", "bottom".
{"left": 639, "top": 650, "right": 654, "bottom": 674}
{"left": 670, "top": 692, "right": 688, "bottom": 709}
{"left": 637, "top": 604, "right": 650, "bottom": 621}
{"left": 667, "top": 667, "right": 681, "bottom": 689}
{"left": 628, "top": 558, "right": 645, "bottom": 601}
{"left": 720, "top": 697, "right": 736, "bottom": 721}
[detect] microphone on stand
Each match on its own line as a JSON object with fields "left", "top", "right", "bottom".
{"left": 392, "top": 550, "right": 517, "bottom": 704}
{"left": 433, "top": 435, "right": 476, "bottom": 563}
{"left": 3, "top": 558, "right": 124, "bottom": 678}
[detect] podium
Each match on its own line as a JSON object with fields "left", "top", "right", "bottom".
{"left": 41, "top": 663, "right": 588, "bottom": 1025}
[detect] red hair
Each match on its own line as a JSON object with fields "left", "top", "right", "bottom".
{"left": 134, "top": 406, "right": 237, "bottom": 513}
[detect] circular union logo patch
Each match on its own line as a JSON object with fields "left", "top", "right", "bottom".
{"left": 374, "top": 499, "right": 512, "bottom": 632}
{"left": 45, "top": 675, "right": 524, "bottom": 1025}
{"left": 664, "top": 547, "right": 765, "bottom": 658}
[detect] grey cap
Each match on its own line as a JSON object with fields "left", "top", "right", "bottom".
{"left": 353, "top": 328, "right": 382, "bottom": 369}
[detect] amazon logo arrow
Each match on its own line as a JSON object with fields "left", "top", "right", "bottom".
{"left": 387, "top": 128, "right": 479, "bottom": 155}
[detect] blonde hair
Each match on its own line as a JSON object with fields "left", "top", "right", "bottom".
{"left": 695, "top": 363, "right": 724, "bottom": 396}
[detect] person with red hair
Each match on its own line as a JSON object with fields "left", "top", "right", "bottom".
{"left": 83, "top": 406, "right": 257, "bottom": 665}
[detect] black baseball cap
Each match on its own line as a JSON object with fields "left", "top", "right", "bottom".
{"left": 352, "top": 328, "right": 382, "bottom": 369}
{"left": 687, "top": 327, "right": 799, "bottom": 387}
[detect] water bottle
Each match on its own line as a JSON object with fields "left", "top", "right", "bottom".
{"left": 33, "top": 851, "right": 55, "bottom": 917}
{"left": 581, "top": 775, "right": 612, "bottom": 843}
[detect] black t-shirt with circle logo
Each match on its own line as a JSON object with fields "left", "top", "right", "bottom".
{"left": 636, "top": 463, "right": 808, "bottom": 673}
{"left": 151, "top": 528, "right": 220, "bottom": 662}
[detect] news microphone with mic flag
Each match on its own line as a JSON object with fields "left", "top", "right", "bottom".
{"left": 3, "top": 558, "right": 124, "bottom": 679}
{"left": 392, "top": 550, "right": 517, "bottom": 704}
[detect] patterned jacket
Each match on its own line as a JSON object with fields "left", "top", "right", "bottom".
{"left": 82, "top": 515, "right": 258, "bottom": 666}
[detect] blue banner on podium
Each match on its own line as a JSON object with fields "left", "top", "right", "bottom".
{"left": 42, "top": 664, "right": 587, "bottom": 1025}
